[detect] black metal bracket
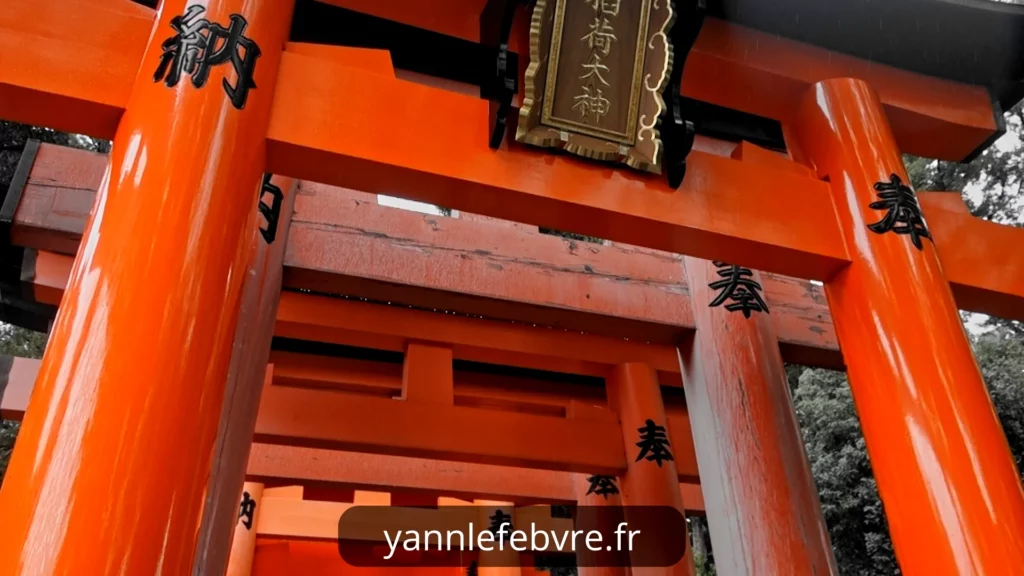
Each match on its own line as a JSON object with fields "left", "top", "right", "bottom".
{"left": 480, "top": 0, "right": 522, "bottom": 149}
{"left": 661, "top": 0, "right": 706, "bottom": 189}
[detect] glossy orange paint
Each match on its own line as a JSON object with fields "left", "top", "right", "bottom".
{"left": 266, "top": 52, "right": 848, "bottom": 280}
{"left": 919, "top": 191, "right": 1024, "bottom": 322}
{"left": 1, "top": 0, "right": 1000, "bottom": 161}
{"left": 227, "top": 482, "right": 264, "bottom": 576}
{"left": 18, "top": 144, "right": 1024, "bottom": 363}
{"left": 679, "top": 257, "right": 837, "bottom": 575}
{"left": 290, "top": 3, "right": 999, "bottom": 160}
{"left": 0, "top": 350, "right": 712, "bottom": 509}
{"left": 606, "top": 363, "right": 691, "bottom": 576}
{"left": 285, "top": 43, "right": 395, "bottom": 74}
{"left": 0, "top": 0, "right": 294, "bottom": 574}
{"left": 792, "top": 79, "right": 1024, "bottom": 573}
{"left": 0, "top": 0, "right": 148, "bottom": 138}
{"left": 687, "top": 19, "right": 996, "bottom": 161}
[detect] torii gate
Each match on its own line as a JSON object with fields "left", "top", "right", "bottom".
{"left": 1, "top": 0, "right": 1024, "bottom": 575}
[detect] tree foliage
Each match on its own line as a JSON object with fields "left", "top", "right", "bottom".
{"left": 905, "top": 103, "right": 1024, "bottom": 228}
{"left": 790, "top": 101, "right": 1024, "bottom": 574}
{"left": 791, "top": 332, "right": 1024, "bottom": 575}
{"left": 906, "top": 102, "right": 1024, "bottom": 337}
{"left": 792, "top": 367, "right": 898, "bottom": 575}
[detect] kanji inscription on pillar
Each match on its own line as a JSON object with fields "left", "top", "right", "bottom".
{"left": 708, "top": 262, "right": 770, "bottom": 318}
{"left": 635, "top": 419, "right": 674, "bottom": 467}
{"left": 486, "top": 509, "right": 515, "bottom": 543}
{"left": 585, "top": 474, "right": 620, "bottom": 498}
{"left": 517, "top": 0, "right": 673, "bottom": 174}
{"left": 238, "top": 491, "right": 256, "bottom": 530}
{"left": 257, "top": 173, "right": 283, "bottom": 244}
{"left": 867, "top": 174, "right": 932, "bottom": 250}
{"left": 154, "top": 5, "right": 261, "bottom": 109}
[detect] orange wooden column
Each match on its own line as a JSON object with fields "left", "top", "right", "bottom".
{"left": 607, "top": 363, "right": 691, "bottom": 576}
{"left": 0, "top": 0, "right": 294, "bottom": 573}
{"left": 792, "top": 78, "right": 1024, "bottom": 572}
{"left": 574, "top": 473, "right": 627, "bottom": 576}
{"left": 227, "top": 482, "right": 265, "bottom": 576}
{"left": 196, "top": 175, "right": 297, "bottom": 576}
{"left": 679, "top": 256, "right": 837, "bottom": 574}
{"left": 475, "top": 500, "right": 522, "bottom": 576}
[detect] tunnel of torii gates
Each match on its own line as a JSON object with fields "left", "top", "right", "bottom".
{"left": 1, "top": 0, "right": 1024, "bottom": 574}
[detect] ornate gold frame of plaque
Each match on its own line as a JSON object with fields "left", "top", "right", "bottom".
{"left": 516, "top": 0, "right": 674, "bottom": 174}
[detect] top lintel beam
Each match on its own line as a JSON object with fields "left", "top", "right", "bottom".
{"left": 0, "top": 0, "right": 1000, "bottom": 159}
{"left": 311, "top": 0, "right": 998, "bottom": 161}
{"left": 266, "top": 52, "right": 849, "bottom": 280}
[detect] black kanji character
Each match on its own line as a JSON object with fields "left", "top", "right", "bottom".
{"left": 196, "top": 14, "right": 261, "bottom": 109}
{"left": 867, "top": 174, "right": 932, "bottom": 251}
{"left": 635, "top": 419, "right": 673, "bottom": 467}
{"left": 154, "top": 6, "right": 261, "bottom": 109}
{"left": 154, "top": 5, "right": 210, "bottom": 89}
{"left": 257, "top": 173, "right": 283, "bottom": 244}
{"left": 239, "top": 491, "right": 256, "bottom": 530}
{"left": 708, "top": 262, "right": 769, "bottom": 318}
{"left": 466, "top": 561, "right": 478, "bottom": 576}
{"left": 486, "top": 509, "right": 514, "bottom": 543}
{"left": 585, "top": 475, "right": 619, "bottom": 499}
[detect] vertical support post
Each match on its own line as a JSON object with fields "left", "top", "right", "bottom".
{"left": 606, "top": 362, "right": 690, "bottom": 576}
{"left": 226, "top": 482, "right": 264, "bottom": 576}
{"left": 0, "top": 0, "right": 295, "bottom": 573}
{"left": 680, "top": 256, "right": 838, "bottom": 574}
{"left": 401, "top": 341, "right": 454, "bottom": 404}
{"left": 476, "top": 500, "right": 522, "bottom": 576}
{"left": 574, "top": 474, "right": 627, "bottom": 576}
{"left": 194, "top": 176, "right": 296, "bottom": 576}
{"left": 793, "top": 78, "right": 1024, "bottom": 572}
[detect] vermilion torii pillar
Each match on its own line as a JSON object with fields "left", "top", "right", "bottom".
{"left": 793, "top": 78, "right": 1024, "bottom": 572}
{"left": 680, "top": 257, "right": 837, "bottom": 574}
{"left": 606, "top": 363, "right": 692, "bottom": 576}
{"left": 197, "top": 176, "right": 296, "bottom": 576}
{"left": 226, "top": 482, "right": 264, "bottom": 576}
{"left": 574, "top": 473, "right": 627, "bottom": 576}
{"left": 0, "top": 0, "right": 294, "bottom": 573}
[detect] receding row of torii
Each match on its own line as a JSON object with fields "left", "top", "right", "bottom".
{"left": 0, "top": 0, "right": 1023, "bottom": 574}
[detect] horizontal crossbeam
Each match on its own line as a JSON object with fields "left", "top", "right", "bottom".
{"left": 1, "top": 0, "right": 996, "bottom": 161}
{"left": 247, "top": 444, "right": 706, "bottom": 511}
{"left": 256, "top": 385, "right": 627, "bottom": 476}
{"left": 1, "top": 352, "right": 700, "bottom": 480}
{"left": 1, "top": 0, "right": 1005, "bottom": 281}
{"left": 311, "top": 0, "right": 1000, "bottom": 161}
{"left": 8, "top": 144, "right": 1024, "bottom": 371}
{"left": 1, "top": 358, "right": 706, "bottom": 510}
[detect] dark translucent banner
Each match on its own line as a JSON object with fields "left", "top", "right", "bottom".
{"left": 336, "top": 505, "right": 687, "bottom": 567}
